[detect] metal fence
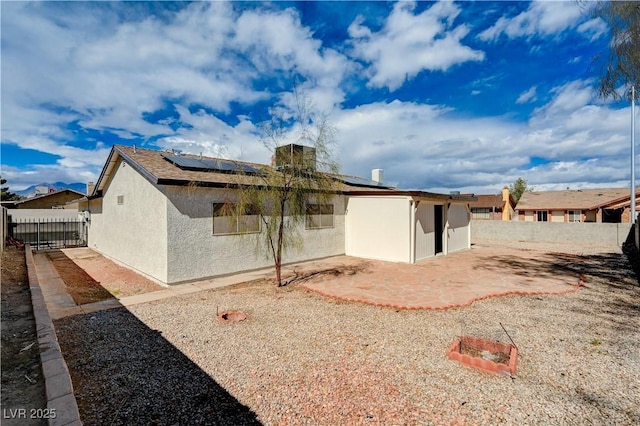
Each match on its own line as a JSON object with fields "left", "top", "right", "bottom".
{"left": 8, "top": 217, "right": 87, "bottom": 250}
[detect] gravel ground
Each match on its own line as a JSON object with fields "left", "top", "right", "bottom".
{"left": 55, "top": 242, "right": 640, "bottom": 425}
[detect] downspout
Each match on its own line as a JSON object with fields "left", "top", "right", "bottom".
{"left": 466, "top": 203, "right": 472, "bottom": 249}
{"left": 409, "top": 198, "right": 416, "bottom": 263}
{"left": 444, "top": 202, "right": 450, "bottom": 255}
{"left": 468, "top": 204, "right": 472, "bottom": 249}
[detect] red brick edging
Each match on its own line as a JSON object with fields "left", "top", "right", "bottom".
{"left": 302, "top": 274, "right": 586, "bottom": 311}
{"left": 446, "top": 336, "right": 518, "bottom": 376}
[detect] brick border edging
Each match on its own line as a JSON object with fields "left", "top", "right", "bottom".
{"left": 446, "top": 336, "right": 518, "bottom": 376}
{"left": 301, "top": 275, "right": 586, "bottom": 311}
{"left": 25, "top": 245, "right": 82, "bottom": 426}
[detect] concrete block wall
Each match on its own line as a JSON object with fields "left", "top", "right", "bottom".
{"left": 471, "top": 220, "right": 631, "bottom": 247}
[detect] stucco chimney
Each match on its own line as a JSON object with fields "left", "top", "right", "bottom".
{"left": 372, "top": 169, "right": 384, "bottom": 183}
{"left": 502, "top": 186, "right": 510, "bottom": 202}
{"left": 502, "top": 186, "right": 511, "bottom": 221}
{"left": 87, "top": 182, "right": 95, "bottom": 196}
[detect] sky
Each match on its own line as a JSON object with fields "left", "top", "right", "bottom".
{"left": 0, "top": 0, "right": 637, "bottom": 195}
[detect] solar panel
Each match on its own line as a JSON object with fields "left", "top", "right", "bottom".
{"left": 163, "top": 155, "right": 260, "bottom": 174}
{"left": 335, "top": 175, "right": 394, "bottom": 189}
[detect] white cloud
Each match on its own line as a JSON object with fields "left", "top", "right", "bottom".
{"left": 0, "top": 1, "right": 352, "bottom": 186}
{"left": 0, "top": 2, "right": 633, "bottom": 196}
{"left": 516, "top": 86, "right": 537, "bottom": 104}
{"left": 153, "top": 106, "right": 269, "bottom": 162}
{"left": 232, "top": 7, "right": 351, "bottom": 112}
{"left": 348, "top": 1, "right": 485, "bottom": 91}
{"left": 577, "top": 17, "right": 608, "bottom": 41}
{"left": 330, "top": 78, "right": 634, "bottom": 194}
{"left": 479, "top": 0, "right": 585, "bottom": 41}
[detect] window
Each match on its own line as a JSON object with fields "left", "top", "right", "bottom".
{"left": 117, "top": 195, "right": 124, "bottom": 205}
{"left": 306, "top": 204, "right": 334, "bottom": 229}
{"left": 213, "top": 203, "right": 260, "bottom": 235}
{"left": 568, "top": 210, "right": 582, "bottom": 223}
{"left": 471, "top": 208, "right": 490, "bottom": 220}
{"left": 536, "top": 211, "right": 548, "bottom": 222}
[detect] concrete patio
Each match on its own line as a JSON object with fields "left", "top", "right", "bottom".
{"left": 298, "top": 242, "right": 588, "bottom": 309}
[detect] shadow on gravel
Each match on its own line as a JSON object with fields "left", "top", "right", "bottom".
{"left": 474, "top": 250, "right": 634, "bottom": 284}
{"left": 478, "top": 248, "right": 640, "bottom": 334}
{"left": 54, "top": 308, "right": 261, "bottom": 425}
{"left": 622, "top": 223, "right": 640, "bottom": 285}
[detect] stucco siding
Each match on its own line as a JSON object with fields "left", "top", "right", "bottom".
{"left": 447, "top": 202, "right": 470, "bottom": 253}
{"left": 163, "top": 187, "right": 346, "bottom": 283}
{"left": 345, "top": 196, "right": 411, "bottom": 263}
{"left": 551, "top": 210, "right": 565, "bottom": 222}
{"left": 87, "top": 159, "right": 168, "bottom": 283}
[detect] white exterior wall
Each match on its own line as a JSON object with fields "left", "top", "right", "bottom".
{"left": 447, "top": 202, "right": 470, "bottom": 253}
{"left": 345, "top": 196, "right": 411, "bottom": 263}
{"left": 87, "top": 159, "right": 168, "bottom": 283}
{"left": 415, "top": 202, "right": 435, "bottom": 261}
{"left": 551, "top": 210, "right": 565, "bottom": 222}
{"left": 524, "top": 211, "right": 534, "bottom": 222}
{"left": 163, "top": 187, "right": 346, "bottom": 283}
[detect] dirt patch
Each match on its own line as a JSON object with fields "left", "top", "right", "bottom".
{"left": 60, "top": 248, "right": 162, "bottom": 298}
{"left": 46, "top": 248, "right": 162, "bottom": 305}
{"left": 1, "top": 246, "right": 47, "bottom": 425}
{"left": 46, "top": 251, "right": 113, "bottom": 305}
{"left": 460, "top": 338, "right": 511, "bottom": 365}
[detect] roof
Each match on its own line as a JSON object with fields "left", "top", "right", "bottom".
{"left": 469, "top": 194, "right": 503, "bottom": 209}
{"left": 93, "top": 145, "right": 397, "bottom": 197}
{"left": 92, "top": 145, "right": 475, "bottom": 202}
{"left": 345, "top": 190, "right": 476, "bottom": 202}
{"left": 516, "top": 188, "right": 639, "bottom": 211}
{"left": 12, "top": 188, "right": 85, "bottom": 205}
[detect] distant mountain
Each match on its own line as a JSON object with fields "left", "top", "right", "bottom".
{"left": 15, "top": 182, "right": 87, "bottom": 197}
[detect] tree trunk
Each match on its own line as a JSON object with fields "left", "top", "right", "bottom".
{"left": 275, "top": 207, "right": 285, "bottom": 286}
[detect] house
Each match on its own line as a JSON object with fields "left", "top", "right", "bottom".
{"left": 82, "top": 145, "right": 475, "bottom": 285}
{"left": 470, "top": 187, "right": 515, "bottom": 221}
{"left": 5, "top": 189, "right": 85, "bottom": 209}
{"left": 515, "top": 188, "right": 640, "bottom": 223}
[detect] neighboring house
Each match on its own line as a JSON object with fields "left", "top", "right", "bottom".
{"left": 470, "top": 187, "right": 515, "bottom": 221}
{"left": 5, "top": 189, "right": 85, "bottom": 209}
{"left": 515, "top": 188, "right": 640, "bottom": 223}
{"left": 81, "top": 145, "right": 475, "bottom": 285}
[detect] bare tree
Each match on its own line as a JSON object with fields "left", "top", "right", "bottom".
{"left": 222, "top": 87, "right": 339, "bottom": 286}
{"left": 590, "top": 1, "right": 640, "bottom": 100}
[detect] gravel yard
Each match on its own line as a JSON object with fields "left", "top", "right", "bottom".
{"left": 54, "top": 242, "right": 640, "bottom": 425}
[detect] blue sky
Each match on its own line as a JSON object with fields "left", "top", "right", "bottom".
{"left": 1, "top": 0, "right": 637, "bottom": 194}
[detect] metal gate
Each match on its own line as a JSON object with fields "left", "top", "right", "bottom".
{"left": 8, "top": 217, "right": 87, "bottom": 250}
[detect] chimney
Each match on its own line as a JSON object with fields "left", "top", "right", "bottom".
{"left": 372, "top": 169, "right": 384, "bottom": 183}
{"left": 502, "top": 186, "right": 511, "bottom": 221}
{"left": 87, "top": 182, "right": 95, "bottom": 196}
